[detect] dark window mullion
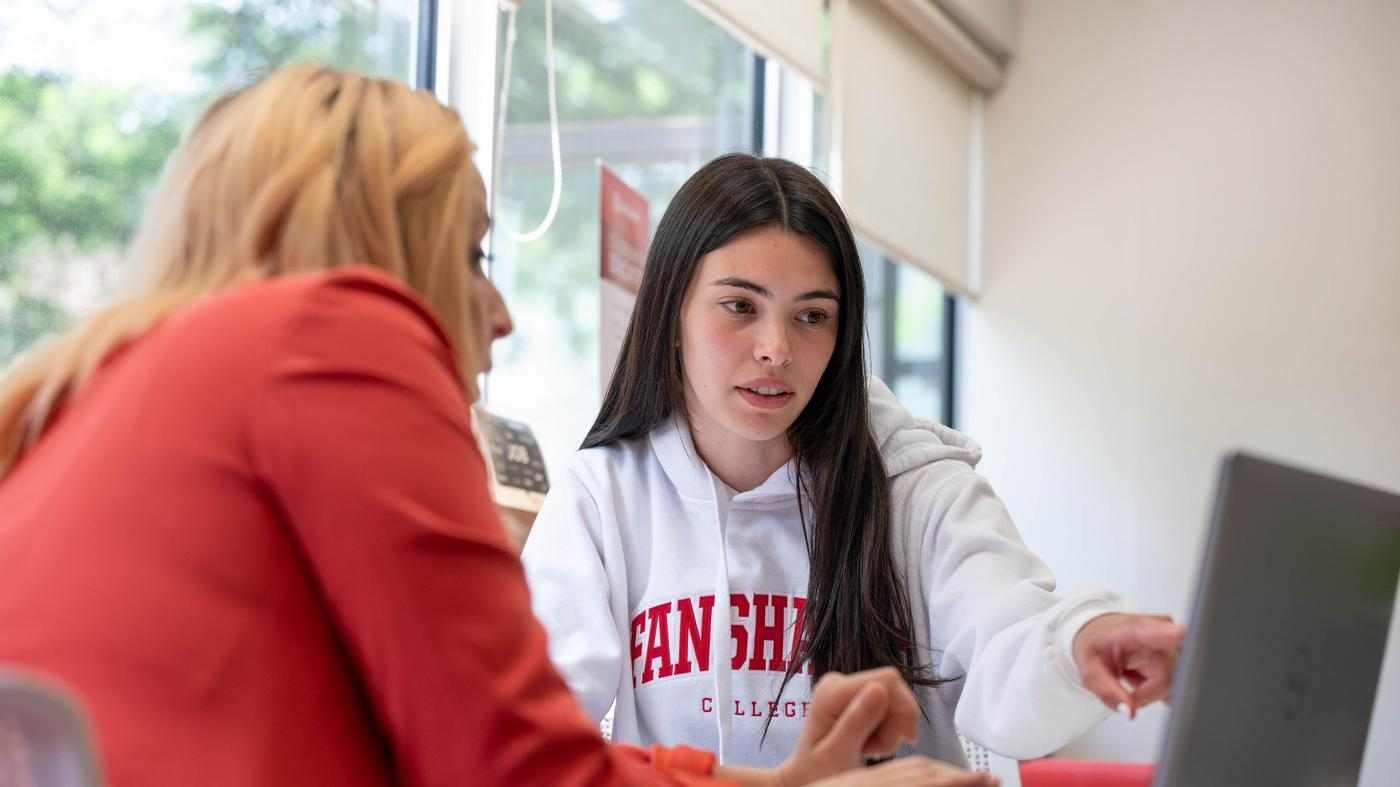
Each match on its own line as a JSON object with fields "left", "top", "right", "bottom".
{"left": 943, "top": 293, "right": 957, "bottom": 427}
{"left": 881, "top": 257, "right": 899, "bottom": 383}
{"left": 416, "top": 0, "right": 440, "bottom": 91}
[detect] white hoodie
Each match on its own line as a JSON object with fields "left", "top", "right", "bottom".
{"left": 521, "top": 378, "right": 1126, "bottom": 766}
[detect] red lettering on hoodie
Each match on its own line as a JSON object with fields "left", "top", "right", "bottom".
{"left": 632, "top": 592, "right": 808, "bottom": 685}
{"left": 630, "top": 611, "right": 645, "bottom": 687}
{"left": 790, "top": 595, "right": 813, "bottom": 674}
{"left": 749, "top": 594, "right": 789, "bottom": 671}
{"left": 642, "top": 601, "right": 674, "bottom": 682}
{"left": 674, "top": 595, "right": 714, "bottom": 675}
{"left": 730, "top": 593, "right": 751, "bottom": 670}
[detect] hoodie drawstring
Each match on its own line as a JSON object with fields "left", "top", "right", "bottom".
{"left": 707, "top": 472, "right": 734, "bottom": 764}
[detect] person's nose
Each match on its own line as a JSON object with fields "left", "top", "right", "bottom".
{"left": 487, "top": 280, "right": 513, "bottom": 340}
{"left": 752, "top": 315, "right": 791, "bottom": 367}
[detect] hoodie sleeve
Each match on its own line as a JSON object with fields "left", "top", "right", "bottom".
{"left": 893, "top": 466, "right": 1129, "bottom": 759}
{"left": 521, "top": 463, "right": 625, "bottom": 723}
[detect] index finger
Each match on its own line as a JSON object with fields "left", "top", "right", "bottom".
{"left": 1128, "top": 621, "right": 1186, "bottom": 652}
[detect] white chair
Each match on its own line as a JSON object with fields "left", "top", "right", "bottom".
{"left": 959, "top": 733, "right": 1023, "bottom": 787}
{"left": 959, "top": 733, "right": 993, "bottom": 772}
{"left": 0, "top": 670, "right": 102, "bottom": 787}
{"left": 600, "top": 704, "right": 614, "bottom": 741}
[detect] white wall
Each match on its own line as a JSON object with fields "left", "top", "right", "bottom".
{"left": 962, "top": 0, "right": 1400, "bottom": 782}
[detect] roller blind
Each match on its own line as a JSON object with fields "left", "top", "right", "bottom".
{"left": 830, "top": 0, "right": 978, "bottom": 294}
{"left": 687, "top": 0, "right": 826, "bottom": 89}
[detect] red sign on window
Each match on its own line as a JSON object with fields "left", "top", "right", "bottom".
{"left": 599, "top": 165, "right": 650, "bottom": 392}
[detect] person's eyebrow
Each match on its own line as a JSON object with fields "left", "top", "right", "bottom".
{"left": 712, "top": 276, "right": 840, "bottom": 302}
{"left": 712, "top": 276, "right": 769, "bottom": 297}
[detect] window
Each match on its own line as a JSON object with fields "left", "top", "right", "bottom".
{"left": 486, "top": 7, "right": 960, "bottom": 475}
{"left": 1, "top": 0, "right": 961, "bottom": 469}
{"left": 862, "top": 243, "right": 957, "bottom": 426}
{"left": 0, "top": 0, "right": 423, "bottom": 368}
{"left": 756, "top": 57, "right": 825, "bottom": 173}
{"left": 486, "top": 0, "right": 754, "bottom": 474}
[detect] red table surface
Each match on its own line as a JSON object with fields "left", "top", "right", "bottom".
{"left": 1019, "top": 759, "right": 1154, "bottom": 787}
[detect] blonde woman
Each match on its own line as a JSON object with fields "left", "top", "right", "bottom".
{"left": 0, "top": 66, "right": 991, "bottom": 787}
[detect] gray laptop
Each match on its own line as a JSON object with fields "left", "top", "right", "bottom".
{"left": 1153, "top": 452, "right": 1400, "bottom": 786}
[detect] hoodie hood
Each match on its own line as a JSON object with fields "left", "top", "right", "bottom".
{"left": 868, "top": 376, "right": 982, "bottom": 477}
{"left": 652, "top": 415, "right": 799, "bottom": 507}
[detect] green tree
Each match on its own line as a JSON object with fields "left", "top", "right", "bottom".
{"left": 0, "top": 0, "right": 412, "bottom": 367}
{"left": 0, "top": 71, "right": 182, "bottom": 360}
{"left": 188, "top": 0, "right": 413, "bottom": 88}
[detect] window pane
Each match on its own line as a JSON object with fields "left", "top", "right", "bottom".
{"left": 860, "top": 238, "right": 952, "bottom": 425}
{"left": 892, "top": 374, "right": 943, "bottom": 426}
{"left": 895, "top": 262, "right": 945, "bottom": 363}
{"left": 1, "top": 0, "right": 419, "bottom": 367}
{"left": 488, "top": 0, "right": 752, "bottom": 475}
{"left": 860, "top": 239, "right": 891, "bottom": 374}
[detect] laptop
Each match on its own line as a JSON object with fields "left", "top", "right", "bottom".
{"left": 1153, "top": 452, "right": 1400, "bottom": 786}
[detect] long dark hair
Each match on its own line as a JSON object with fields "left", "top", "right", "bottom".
{"left": 584, "top": 154, "right": 940, "bottom": 705}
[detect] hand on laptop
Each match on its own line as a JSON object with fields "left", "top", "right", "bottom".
{"left": 1072, "top": 613, "right": 1186, "bottom": 719}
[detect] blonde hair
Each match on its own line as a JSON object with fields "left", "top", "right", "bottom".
{"left": 0, "top": 65, "right": 485, "bottom": 478}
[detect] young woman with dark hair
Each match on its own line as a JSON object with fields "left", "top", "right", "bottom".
{"left": 522, "top": 154, "right": 1184, "bottom": 768}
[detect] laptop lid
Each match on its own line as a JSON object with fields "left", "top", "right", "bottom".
{"left": 1152, "top": 453, "right": 1400, "bottom": 786}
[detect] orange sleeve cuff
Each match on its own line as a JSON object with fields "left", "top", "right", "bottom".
{"left": 611, "top": 744, "right": 737, "bottom": 786}
{"left": 648, "top": 744, "right": 718, "bottom": 776}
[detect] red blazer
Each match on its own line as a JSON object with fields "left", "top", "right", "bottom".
{"left": 0, "top": 267, "right": 725, "bottom": 786}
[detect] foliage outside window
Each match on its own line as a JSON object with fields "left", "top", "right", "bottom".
{"left": 0, "top": 0, "right": 417, "bottom": 367}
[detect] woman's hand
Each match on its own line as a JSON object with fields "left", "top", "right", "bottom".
{"left": 1072, "top": 612, "right": 1187, "bottom": 718}
{"left": 773, "top": 667, "right": 917, "bottom": 785}
{"left": 721, "top": 667, "right": 991, "bottom": 787}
